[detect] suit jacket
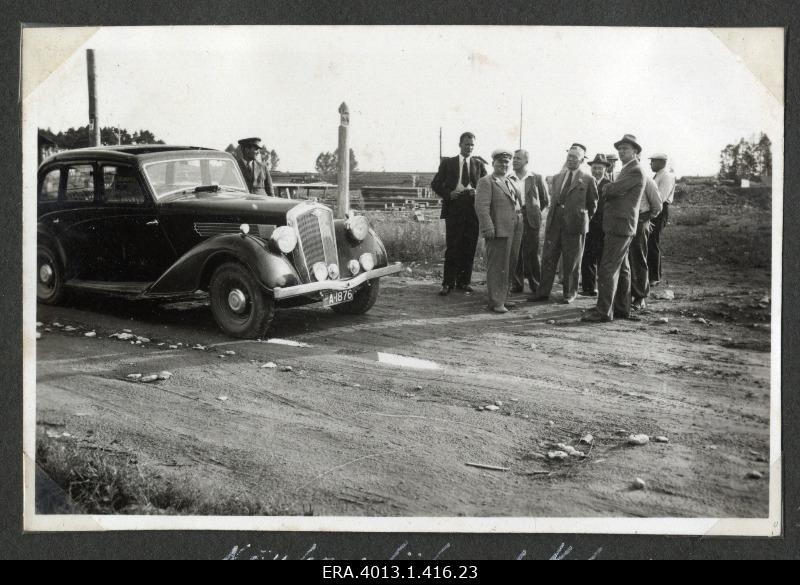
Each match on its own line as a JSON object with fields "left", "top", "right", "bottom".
{"left": 511, "top": 172, "right": 550, "bottom": 230}
{"left": 238, "top": 157, "right": 275, "bottom": 197}
{"left": 601, "top": 160, "right": 645, "bottom": 237}
{"left": 590, "top": 177, "right": 610, "bottom": 228}
{"left": 431, "top": 155, "right": 487, "bottom": 219}
{"left": 475, "top": 174, "right": 521, "bottom": 238}
{"left": 545, "top": 168, "right": 598, "bottom": 235}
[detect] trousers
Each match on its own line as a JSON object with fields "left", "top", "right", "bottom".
{"left": 647, "top": 201, "right": 669, "bottom": 283}
{"left": 538, "top": 207, "right": 585, "bottom": 300}
{"left": 581, "top": 220, "right": 604, "bottom": 294}
{"left": 511, "top": 220, "right": 542, "bottom": 294}
{"left": 442, "top": 194, "right": 479, "bottom": 287}
{"left": 485, "top": 214, "right": 524, "bottom": 308}
{"left": 596, "top": 233, "right": 634, "bottom": 320}
{"left": 629, "top": 218, "right": 652, "bottom": 302}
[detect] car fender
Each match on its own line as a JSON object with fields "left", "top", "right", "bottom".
{"left": 333, "top": 220, "right": 389, "bottom": 270}
{"left": 147, "top": 234, "right": 301, "bottom": 296}
{"left": 37, "top": 223, "right": 73, "bottom": 277}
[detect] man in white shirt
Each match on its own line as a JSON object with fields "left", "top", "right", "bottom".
{"left": 647, "top": 153, "right": 676, "bottom": 286}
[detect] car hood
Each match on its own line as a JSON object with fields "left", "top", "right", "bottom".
{"left": 158, "top": 193, "right": 303, "bottom": 223}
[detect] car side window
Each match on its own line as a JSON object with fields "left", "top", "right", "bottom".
{"left": 102, "top": 165, "right": 146, "bottom": 205}
{"left": 39, "top": 169, "right": 61, "bottom": 201}
{"left": 64, "top": 165, "right": 96, "bottom": 203}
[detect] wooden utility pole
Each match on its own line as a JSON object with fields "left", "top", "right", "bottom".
{"left": 87, "top": 50, "right": 100, "bottom": 147}
{"left": 439, "top": 127, "right": 442, "bottom": 161}
{"left": 336, "top": 102, "right": 350, "bottom": 218}
{"left": 519, "top": 96, "right": 523, "bottom": 150}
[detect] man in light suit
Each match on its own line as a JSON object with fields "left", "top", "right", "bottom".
{"left": 509, "top": 149, "right": 550, "bottom": 295}
{"left": 580, "top": 153, "right": 612, "bottom": 297}
{"left": 582, "top": 134, "right": 647, "bottom": 322}
{"left": 474, "top": 149, "right": 524, "bottom": 313}
{"left": 236, "top": 137, "right": 275, "bottom": 197}
{"left": 530, "top": 144, "right": 598, "bottom": 304}
{"left": 431, "top": 132, "right": 488, "bottom": 295}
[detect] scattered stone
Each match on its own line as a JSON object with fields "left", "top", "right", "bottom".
{"left": 547, "top": 451, "right": 568, "bottom": 461}
{"left": 695, "top": 318, "right": 708, "bottom": 325}
{"left": 616, "top": 429, "right": 629, "bottom": 436}
{"left": 415, "top": 385, "right": 423, "bottom": 391}
{"left": 476, "top": 406, "right": 484, "bottom": 411}
{"left": 548, "top": 420, "right": 555, "bottom": 427}
{"left": 546, "top": 319, "right": 556, "bottom": 325}
{"left": 157, "top": 343, "right": 165, "bottom": 347}
{"left": 53, "top": 323, "right": 63, "bottom": 328}
{"left": 260, "top": 362, "right": 277, "bottom": 369}
{"left": 580, "top": 434, "right": 594, "bottom": 445}
{"left": 352, "top": 382, "right": 360, "bottom": 387}
{"left": 655, "top": 317, "right": 669, "bottom": 324}
{"left": 45, "top": 430, "right": 61, "bottom": 439}
{"left": 126, "top": 374, "right": 142, "bottom": 380}
{"left": 157, "top": 371, "right": 172, "bottom": 381}
{"left": 140, "top": 374, "right": 159, "bottom": 383}
{"left": 64, "top": 326, "right": 77, "bottom": 332}
{"left": 521, "top": 414, "right": 529, "bottom": 419}
{"left": 45, "top": 328, "right": 52, "bottom": 332}
{"left": 652, "top": 289, "right": 675, "bottom": 300}
{"left": 746, "top": 471, "right": 763, "bottom": 480}
{"left": 36, "top": 322, "right": 43, "bottom": 328}
{"left": 708, "top": 445, "right": 718, "bottom": 450}
{"left": 484, "top": 405, "right": 500, "bottom": 412}
{"left": 669, "top": 328, "right": 679, "bottom": 334}
{"left": 494, "top": 400, "right": 503, "bottom": 407}
{"left": 123, "top": 329, "right": 133, "bottom": 333}
{"left": 511, "top": 398, "right": 519, "bottom": 402}
{"left": 617, "top": 361, "right": 634, "bottom": 367}
{"left": 135, "top": 341, "right": 142, "bottom": 345}
{"left": 224, "top": 350, "right": 236, "bottom": 356}
{"left": 756, "top": 456, "right": 768, "bottom": 463}
{"left": 169, "top": 345, "right": 179, "bottom": 349}
{"left": 759, "top": 296, "right": 770, "bottom": 304}
{"left": 85, "top": 331, "right": 97, "bottom": 338}
{"left": 748, "top": 449, "right": 759, "bottom": 457}
{"left": 217, "top": 395, "right": 228, "bottom": 402}
{"left": 112, "top": 332, "right": 136, "bottom": 341}
{"left": 280, "top": 366, "right": 294, "bottom": 372}
{"left": 36, "top": 332, "right": 42, "bottom": 340}
{"left": 137, "top": 337, "right": 151, "bottom": 343}
{"left": 217, "top": 355, "right": 226, "bottom": 358}
{"left": 192, "top": 344, "right": 207, "bottom": 350}
{"left": 61, "top": 432, "right": 72, "bottom": 438}
{"left": 654, "top": 436, "right": 670, "bottom": 443}
{"left": 632, "top": 477, "right": 646, "bottom": 490}
{"left": 628, "top": 434, "right": 650, "bottom": 446}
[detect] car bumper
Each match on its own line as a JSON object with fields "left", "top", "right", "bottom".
{"left": 272, "top": 262, "right": 404, "bottom": 300}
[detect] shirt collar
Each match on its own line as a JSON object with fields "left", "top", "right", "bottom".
{"left": 621, "top": 158, "right": 636, "bottom": 169}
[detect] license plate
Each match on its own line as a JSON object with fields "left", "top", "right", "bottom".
{"left": 323, "top": 289, "right": 354, "bottom": 307}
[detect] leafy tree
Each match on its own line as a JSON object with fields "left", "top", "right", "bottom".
{"left": 39, "top": 125, "right": 164, "bottom": 149}
{"left": 315, "top": 148, "right": 358, "bottom": 178}
{"left": 718, "top": 134, "right": 771, "bottom": 181}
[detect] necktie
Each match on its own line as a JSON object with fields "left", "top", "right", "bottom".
{"left": 461, "top": 159, "right": 470, "bottom": 188}
{"left": 561, "top": 171, "right": 573, "bottom": 194}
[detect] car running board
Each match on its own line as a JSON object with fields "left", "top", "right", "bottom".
{"left": 66, "top": 280, "right": 152, "bottom": 298}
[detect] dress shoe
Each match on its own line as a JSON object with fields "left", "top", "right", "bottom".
{"left": 631, "top": 299, "right": 646, "bottom": 311}
{"left": 561, "top": 295, "right": 577, "bottom": 304}
{"left": 581, "top": 311, "right": 610, "bottom": 323}
{"left": 526, "top": 295, "right": 549, "bottom": 302}
{"left": 578, "top": 290, "right": 598, "bottom": 297}
{"left": 491, "top": 305, "right": 509, "bottom": 314}
{"left": 456, "top": 284, "right": 475, "bottom": 293}
{"left": 650, "top": 280, "right": 661, "bottom": 287}
{"left": 614, "top": 312, "right": 642, "bottom": 321}
{"left": 505, "top": 301, "right": 517, "bottom": 309}
{"left": 438, "top": 285, "right": 452, "bottom": 296}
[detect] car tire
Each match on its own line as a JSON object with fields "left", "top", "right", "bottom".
{"left": 209, "top": 262, "right": 274, "bottom": 338}
{"left": 37, "top": 245, "right": 69, "bottom": 305}
{"left": 331, "top": 279, "right": 380, "bottom": 315}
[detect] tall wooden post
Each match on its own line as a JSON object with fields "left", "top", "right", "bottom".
{"left": 336, "top": 102, "right": 350, "bottom": 218}
{"left": 87, "top": 50, "right": 100, "bottom": 147}
{"left": 439, "top": 127, "right": 442, "bottom": 161}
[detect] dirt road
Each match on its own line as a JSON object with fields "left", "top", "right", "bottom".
{"left": 35, "top": 254, "right": 771, "bottom": 518}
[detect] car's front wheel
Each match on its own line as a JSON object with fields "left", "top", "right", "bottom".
{"left": 209, "top": 262, "right": 274, "bottom": 338}
{"left": 331, "top": 280, "right": 380, "bottom": 315}
{"left": 37, "top": 245, "right": 68, "bottom": 305}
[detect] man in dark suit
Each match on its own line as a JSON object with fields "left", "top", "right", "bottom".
{"left": 431, "top": 132, "right": 487, "bottom": 295}
{"left": 530, "top": 144, "right": 598, "bottom": 304}
{"left": 509, "top": 149, "right": 550, "bottom": 295}
{"left": 582, "top": 134, "right": 646, "bottom": 322}
{"left": 474, "top": 149, "right": 524, "bottom": 313}
{"left": 236, "top": 137, "right": 275, "bottom": 197}
{"left": 580, "top": 154, "right": 612, "bottom": 297}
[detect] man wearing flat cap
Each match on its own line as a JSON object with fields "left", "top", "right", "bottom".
{"left": 431, "top": 132, "right": 488, "bottom": 296}
{"left": 647, "top": 153, "right": 676, "bottom": 286}
{"left": 531, "top": 143, "right": 598, "bottom": 304}
{"left": 474, "top": 148, "right": 524, "bottom": 313}
{"left": 582, "top": 134, "right": 646, "bottom": 322}
{"left": 237, "top": 137, "right": 275, "bottom": 197}
{"left": 580, "top": 154, "right": 612, "bottom": 297}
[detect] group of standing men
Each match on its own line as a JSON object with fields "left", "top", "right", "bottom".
{"left": 431, "top": 132, "right": 676, "bottom": 321}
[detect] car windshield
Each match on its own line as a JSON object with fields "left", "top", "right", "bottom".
{"left": 142, "top": 157, "right": 248, "bottom": 199}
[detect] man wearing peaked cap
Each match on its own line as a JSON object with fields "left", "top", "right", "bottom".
{"left": 580, "top": 154, "right": 612, "bottom": 297}
{"left": 474, "top": 148, "right": 524, "bottom": 313}
{"left": 647, "top": 152, "right": 676, "bottom": 286}
{"left": 605, "top": 152, "right": 619, "bottom": 181}
{"left": 236, "top": 137, "right": 275, "bottom": 197}
{"left": 530, "top": 144, "right": 598, "bottom": 304}
{"left": 431, "top": 132, "right": 488, "bottom": 296}
{"left": 582, "top": 134, "right": 646, "bottom": 322}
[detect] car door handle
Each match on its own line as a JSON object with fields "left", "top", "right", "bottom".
{"left": 146, "top": 219, "right": 159, "bottom": 226}
{"left": 51, "top": 218, "right": 60, "bottom": 224}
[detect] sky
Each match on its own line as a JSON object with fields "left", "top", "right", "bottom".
{"left": 25, "top": 26, "right": 783, "bottom": 176}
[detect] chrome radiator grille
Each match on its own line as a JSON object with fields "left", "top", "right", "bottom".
{"left": 288, "top": 204, "right": 338, "bottom": 283}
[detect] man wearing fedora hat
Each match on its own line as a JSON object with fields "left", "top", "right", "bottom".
{"left": 475, "top": 148, "right": 524, "bottom": 313}
{"left": 580, "top": 154, "right": 612, "bottom": 297}
{"left": 582, "top": 134, "right": 646, "bottom": 322}
{"left": 647, "top": 153, "right": 676, "bottom": 286}
{"left": 237, "top": 137, "right": 275, "bottom": 197}
{"left": 530, "top": 144, "right": 598, "bottom": 304}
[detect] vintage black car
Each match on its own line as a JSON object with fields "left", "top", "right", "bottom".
{"left": 37, "top": 146, "right": 403, "bottom": 338}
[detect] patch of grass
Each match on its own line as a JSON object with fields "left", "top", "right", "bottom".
{"left": 37, "top": 438, "right": 306, "bottom": 516}
{"left": 674, "top": 209, "right": 712, "bottom": 226}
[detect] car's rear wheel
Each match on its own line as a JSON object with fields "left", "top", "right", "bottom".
{"left": 209, "top": 262, "right": 274, "bottom": 338}
{"left": 37, "top": 245, "right": 68, "bottom": 305}
{"left": 331, "top": 280, "right": 380, "bottom": 315}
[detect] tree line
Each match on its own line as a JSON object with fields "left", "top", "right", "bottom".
{"left": 718, "top": 133, "right": 771, "bottom": 181}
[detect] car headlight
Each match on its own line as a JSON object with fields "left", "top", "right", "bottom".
{"left": 328, "top": 263, "right": 340, "bottom": 280}
{"left": 359, "top": 252, "right": 375, "bottom": 272}
{"left": 239, "top": 223, "right": 250, "bottom": 235}
{"left": 345, "top": 215, "right": 370, "bottom": 242}
{"left": 270, "top": 226, "right": 297, "bottom": 254}
{"left": 347, "top": 259, "right": 361, "bottom": 276}
{"left": 312, "top": 262, "right": 329, "bottom": 281}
